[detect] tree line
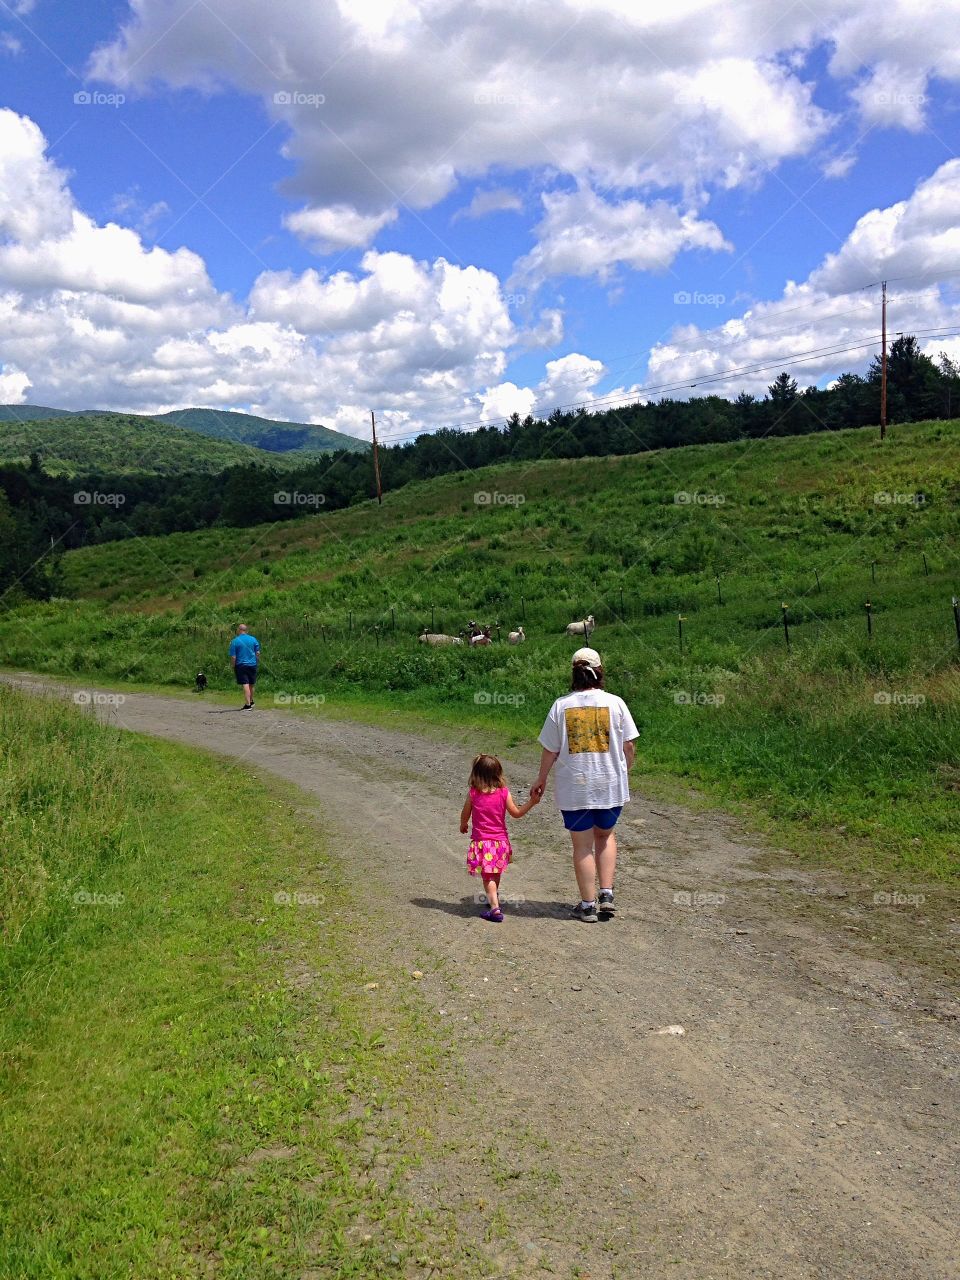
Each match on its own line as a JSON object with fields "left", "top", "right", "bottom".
{"left": 1, "top": 336, "right": 957, "bottom": 604}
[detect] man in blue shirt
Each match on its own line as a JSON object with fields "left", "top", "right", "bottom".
{"left": 228, "top": 623, "right": 261, "bottom": 710}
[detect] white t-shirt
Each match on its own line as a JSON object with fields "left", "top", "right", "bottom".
{"left": 538, "top": 688, "right": 639, "bottom": 810}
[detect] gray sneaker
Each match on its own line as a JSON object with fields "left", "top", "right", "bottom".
{"left": 572, "top": 901, "right": 599, "bottom": 924}
{"left": 598, "top": 891, "right": 615, "bottom": 918}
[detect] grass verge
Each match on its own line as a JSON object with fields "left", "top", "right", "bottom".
{"left": 0, "top": 684, "right": 486, "bottom": 1279}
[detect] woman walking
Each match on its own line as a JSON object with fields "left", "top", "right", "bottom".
{"left": 531, "top": 648, "right": 638, "bottom": 922}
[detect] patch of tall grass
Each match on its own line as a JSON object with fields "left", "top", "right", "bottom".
{"left": 0, "top": 685, "right": 149, "bottom": 995}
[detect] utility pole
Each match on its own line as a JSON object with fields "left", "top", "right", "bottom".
{"left": 370, "top": 410, "right": 383, "bottom": 504}
{"left": 880, "top": 280, "right": 887, "bottom": 441}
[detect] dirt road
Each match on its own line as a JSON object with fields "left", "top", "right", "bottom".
{"left": 9, "top": 676, "right": 959, "bottom": 1279}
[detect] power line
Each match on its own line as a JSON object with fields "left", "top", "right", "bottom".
{"left": 372, "top": 324, "right": 960, "bottom": 447}
{"left": 374, "top": 334, "right": 879, "bottom": 446}
{"left": 362, "top": 265, "right": 960, "bottom": 446}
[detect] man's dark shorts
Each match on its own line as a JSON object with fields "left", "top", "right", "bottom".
{"left": 561, "top": 806, "right": 623, "bottom": 832}
{"left": 234, "top": 663, "right": 258, "bottom": 687}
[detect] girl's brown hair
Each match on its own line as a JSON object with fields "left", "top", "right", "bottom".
{"left": 571, "top": 661, "right": 605, "bottom": 691}
{"left": 469, "top": 753, "right": 506, "bottom": 792}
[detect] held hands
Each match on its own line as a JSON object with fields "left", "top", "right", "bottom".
{"left": 530, "top": 782, "right": 545, "bottom": 801}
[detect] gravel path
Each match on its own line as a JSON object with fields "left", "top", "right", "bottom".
{"left": 8, "top": 674, "right": 959, "bottom": 1279}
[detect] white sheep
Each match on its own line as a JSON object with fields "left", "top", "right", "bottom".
{"left": 507, "top": 627, "right": 526, "bottom": 645}
{"left": 565, "top": 615, "right": 596, "bottom": 637}
{"left": 419, "top": 629, "right": 463, "bottom": 646}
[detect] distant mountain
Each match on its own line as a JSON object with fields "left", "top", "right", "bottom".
{"left": 153, "top": 407, "right": 366, "bottom": 454}
{"left": 0, "top": 403, "right": 367, "bottom": 455}
{"left": 0, "top": 412, "right": 283, "bottom": 477}
{"left": 0, "top": 404, "right": 77, "bottom": 422}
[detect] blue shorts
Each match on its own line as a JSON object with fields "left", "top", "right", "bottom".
{"left": 234, "top": 663, "right": 258, "bottom": 686}
{"left": 561, "top": 806, "right": 623, "bottom": 832}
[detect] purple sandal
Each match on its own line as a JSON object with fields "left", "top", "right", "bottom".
{"left": 480, "top": 906, "right": 504, "bottom": 923}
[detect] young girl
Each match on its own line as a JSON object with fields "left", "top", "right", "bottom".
{"left": 460, "top": 754, "right": 539, "bottom": 922}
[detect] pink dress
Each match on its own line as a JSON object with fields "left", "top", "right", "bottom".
{"left": 467, "top": 786, "right": 512, "bottom": 877}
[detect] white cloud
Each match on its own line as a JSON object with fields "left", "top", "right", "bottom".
{"left": 829, "top": 0, "right": 960, "bottom": 130}
{"left": 0, "top": 211, "right": 217, "bottom": 306}
{"left": 0, "top": 110, "right": 74, "bottom": 243}
{"left": 646, "top": 160, "right": 960, "bottom": 398}
{"left": 82, "top": 0, "right": 960, "bottom": 298}
{"left": 479, "top": 380, "right": 536, "bottom": 422}
{"left": 112, "top": 187, "right": 171, "bottom": 236}
{"left": 515, "top": 187, "right": 731, "bottom": 284}
{"left": 88, "top": 0, "right": 835, "bottom": 241}
{"left": 284, "top": 204, "right": 398, "bottom": 252}
{"left": 809, "top": 160, "right": 960, "bottom": 295}
{"left": 479, "top": 351, "right": 650, "bottom": 426}
{"left": 515, "top": 307, "right": 564, "bottom": 350}
{"left": 822, "top": 153, "right": 857, "bottom": 180}
{"left": 927, "top": 336, "right": 960, "bottom": 366}
{"left": 0, "top": 364, "right": 29, "bottom": 401}
{"left": 0, "top": 109, "right": 544, "bottom": 441}
{"left": 849, "top": 64, "right": 930, "bottom": 132}
{"left": 535, "top": 353, "right": 607, "bottom": 410}
{"left": 1, "top": 33, "right": 23, "bottom": 56}
{"left": 452, "top": 188, "right": 524, "bottom": 222}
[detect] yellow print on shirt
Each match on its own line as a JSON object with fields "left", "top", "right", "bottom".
{"left": 564, "top": 706, "right": 611, "bottom": 754}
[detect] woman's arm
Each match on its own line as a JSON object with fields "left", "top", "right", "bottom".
{"left": 531, "top": 747, "right": 560, "bottom": 799}
{"left": 506, "top": 790, "right": 540, "bottom": 818}
{"left": 459, "top": 795, "right": 472, "bottom": 834}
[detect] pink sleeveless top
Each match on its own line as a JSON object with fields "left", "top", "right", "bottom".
{"left": 470, "top": 786, "right": 508, "bottom": 842}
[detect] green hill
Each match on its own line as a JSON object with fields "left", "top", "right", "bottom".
{"left": 1, "top": 419, "right": 958, "bottom": 877}
{"left": 0, "top": 412, "right": 274, "bottom": 477}
{"left": 154, "top": 407, "right": 366, "bottom": 455}
{"left": 0, "top": 404, "right": 77, "bottom": 423}
{"left": 0, "top": 403, "right": 366, "bottom": 460}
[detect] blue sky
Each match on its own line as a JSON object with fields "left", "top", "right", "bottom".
{"left": 0, "top": 1, "right": 958, "bottom": 438}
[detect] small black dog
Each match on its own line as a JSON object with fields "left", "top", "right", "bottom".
{"left": 195, "top": 671, "right": 208, "bottom": 693}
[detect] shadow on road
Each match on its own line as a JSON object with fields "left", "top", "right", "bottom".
{"left": 412, "top": 895, "right": 571, "bottom": 920}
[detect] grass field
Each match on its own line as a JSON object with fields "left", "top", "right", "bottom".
{"left": 1, "top": 419, "right": 958, "bottom": 879}
{"left": 0, "top": 686, "right": 479, "bottom": 1278}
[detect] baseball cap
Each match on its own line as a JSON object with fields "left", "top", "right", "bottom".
{"left": 572, "top": 647, "right": 601, "bottom": 668}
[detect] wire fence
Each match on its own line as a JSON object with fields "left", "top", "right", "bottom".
{"left": 173, "top": 555, "right": 960, "bottom": 659}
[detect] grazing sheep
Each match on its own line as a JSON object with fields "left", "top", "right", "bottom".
{"left": 565, "top": 614, "right": 596, "bottom": 637}
{"left": 469, "top": 627, "right": 493, "bottom": 646}
{"left": 507, "top": 627, "right": 526, "bottom": 645}
{"left": 419, "top": 629, "right": 463, "bottom": 646}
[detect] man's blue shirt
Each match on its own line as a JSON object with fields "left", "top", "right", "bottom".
{"left": 229, "top": 634, "right": 260, "bottom": 665}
